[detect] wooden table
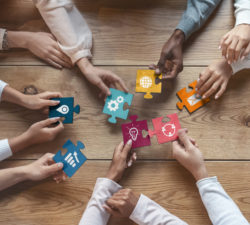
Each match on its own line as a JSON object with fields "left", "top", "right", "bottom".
{"left": 0, "top": 0, "right": 250, "bottom": 224}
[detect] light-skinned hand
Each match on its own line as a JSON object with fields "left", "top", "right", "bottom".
{"left": 196, "top": 59, "right": 233, "bottom": 99}
{"left": 172, "top": 129, "right": 208, "bottom": 181}
{"left": 104, "top": 189, "right": 139, "bottom": 217}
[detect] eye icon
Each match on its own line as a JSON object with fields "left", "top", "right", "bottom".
{"left": 56, "top": 105, "right": 69, "bottom": 115}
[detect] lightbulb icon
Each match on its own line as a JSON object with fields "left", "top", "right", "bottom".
{"left": 129, "top": 127, "right": 138, "bottom": 141}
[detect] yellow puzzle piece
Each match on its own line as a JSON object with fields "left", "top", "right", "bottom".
{"left": 135, "top": 70, "right": 162, "bottom": 99}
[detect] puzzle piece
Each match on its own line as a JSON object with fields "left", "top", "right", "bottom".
{"left": 176, "top": 80, "right": 210, "bottom": 113}
{"left": 135, "top": 70, "right": 162, "bottom": 99}
{"left": 103, "top": 88, "right": 134, "bottom": 124}
{"left": 149, "top": 113, "right": 181, "bottom": 144}
{"left": 121, "top": 115, "right": 151, "bottom": 149}
{"left": 49, "top": 97, "right": 80, "bottom": 124}
{"left": 53, "top": 140, "right": 87, "bottom": 178}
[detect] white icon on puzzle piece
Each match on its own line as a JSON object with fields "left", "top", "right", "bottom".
{"left": 162, "top": 124, "right": 176, "bottom": 137}
{"left": 107, "top": 96, "right": 124, "bottom": 112}
{"left": 187, "top": 94, "right": 201, "bottom": 106}
{"left": 64, "top": 151, "right": 79, "bottom": 168}
{"left": 129, "top": 127, "right": 139, "bottom": 141}
{"left": 57, "top": 105, "right": 69, "bottom": 115}
{"left": 140, "top": 76, "right": 153, "bottom": 89}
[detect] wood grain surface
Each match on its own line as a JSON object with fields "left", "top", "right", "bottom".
{"left": 1, "top": 0, "right": 250, "bottom": 225}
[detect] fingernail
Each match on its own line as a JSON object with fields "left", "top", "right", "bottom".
{"left": 215, "top": 95, "right": 218, "bottom": 100}
{"left": 197, "top": 78, "right": 200, "bottom": 81}
{"left": 127, "top": 160, "right": 132, "bottom": 167}
{"left": 218, "top": 45, "right": 221, "bottom": 49}
{"left": 55, "top": 101, "right": 60, "bottom": 104}
{"left": 202, "top": 95, "right": 206, "bottom": 99}
{"left": 196, "top": 94, "right": 201, "bottom": 98}
{"left": 57, "top": 162, "right": 63, "bottom": 168}
{"left": 127, "top": 139, "right": 132, "bottom": 146}
{"left": 241, "top": 56, "right": 246, "bottom": 61}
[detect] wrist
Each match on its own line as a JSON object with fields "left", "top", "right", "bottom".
{"left": 76, "top": 57, "right": 92, "bottom": 75}
{"left": 106, "top": 170, "right": 121, "bottom": 183}
{"left": 193, "top": 166, "right": 208, "bottom": 181}
{"left": 172, "top": 29, "right": 185, "bottom": 45}
{"left": 9, "top": 132, "right": 32, "bottom": 154}
{"left": 7, "top": 31, "right": 31, "bottom": 49}
{"left": 20, "top": 165, "right": 32, "bottom": 181}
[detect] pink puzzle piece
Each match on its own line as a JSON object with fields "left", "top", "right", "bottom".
{"left": 121, "top": 115, "right": 151, "bottom": 149}
{"left": 149, "top": 113, "right": 181, "bottom": 144}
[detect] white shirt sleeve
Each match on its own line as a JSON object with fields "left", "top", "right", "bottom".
{"left": 231, "top": 54, "right": 250, "bottom": 74}
{"left": 0, "top": 139, "right": 12, "bottom": 161}
{"left": 0, "top": 80, "right": 8, "bottom": 101}
{"left": 33, "top": 0, "right": 92, "bottom": 64}
{"left": 197, "top": 176, "right": 249, "bottom": 225}
{"left": 234, "top": 0, "right": 250, "bottom": 26}
{"left": 78, "top": 178, "right": 122, "bottom": 225}
{"left": 0, "top": 28, "right": 6, "bottom": 50}
{"left": 129, "top": 194, "right": 188, "bottom": 225}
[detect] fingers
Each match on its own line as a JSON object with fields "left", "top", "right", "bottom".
{"left": 38, "top": 117, "right": 61, "bottom": 127}
{"left": 241, "top": 43, "right": 250, "bottom": 60}
{"left": 103, "top": 205, "right": 121, "bottom": 217}
{"left": 39, "top": 91, "right": 63, "bottom": 99}
{"left": 201, "top": 78, "right": 222, "bottom": 99}
{"left": 51, "top": 49, "right": 72, "bottom": 68}
{"left": 234, "top": 40, "right": 245, "bottom": 62}
{"left": 221, "top": 36, "right": 232, "bottom": 58}
{"left": 122, "top": 139, "right": 132, "bottom": 158}
{"left": 219, "top": 32, "right": 229, "bottom": 48}
{"left": 227, "top": 38, "right": 238, "bottom": 64}
{"left": 177, "top": 129, "right": 193, "bottom": 149}
{"left": 196, "top": 68, "right": 211, "bottom": 91}
{"left": 45, "top": 162, "right": 64, "bottom": 176}
{"left": 197, "top": 69, "right": 215, "bottom": 97}
{"left": 215, "top": 81, "right": 228, "bottom": 99}
{"left": 48, "top": 121, "right": 64, "bottom": 135}
{"left": 165, "top": 62, "right": 183, "bottom": 79}
{"left": 46, "top": 58, "right": 62, "bottom": 69}
{"left": 115, "top": 77, "right": 129, "bottom": 93}
{"left": 172, "top": 140, "right": 186, "bottom": 159}
{"left": 156, "top": 56, "right": 165, "bottom": 75}
{"left": 148, "top": 64, "right": 157, "bottom": 70}
{"left": 97, "top": 79, "right": 111, "bottom": 96}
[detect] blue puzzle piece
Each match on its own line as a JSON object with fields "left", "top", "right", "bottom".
{"left": 53, "top": 140, "right": 87, "bottom": 178}
{"left": 103, "top": 88, "right": 134, "bottom": 124}
{"left": 49, "top": 97, "right": 80, "bottom": 124}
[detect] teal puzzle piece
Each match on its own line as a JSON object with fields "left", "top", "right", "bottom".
{"left": 103, "top": 88, "right": 134, "bottom": 124}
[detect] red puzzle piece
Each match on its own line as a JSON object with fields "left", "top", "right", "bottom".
{"left": 148, "top": 113, "right": 181, "bottom": 144}
{"left": 121, "top": 115, "right": 151, "bottom": 149}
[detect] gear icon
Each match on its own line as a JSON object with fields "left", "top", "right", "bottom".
{"left": 107, "top": 100, "right": 119, "bottom": 112}
{"left": 117, "top": 96, "right": 124, "bottom": 103}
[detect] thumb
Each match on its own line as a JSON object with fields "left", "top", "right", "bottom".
{"left": 45, "top": 162, "right": 64, "bottom": 176}
{"left": 103, "top": 205, "right": 121, "bottom": 217}
{"left": 122, "top": 139, "right": 132, "bottom": 158}
{"left": 156, "top": 57, "right": 165, "bottom": 75}
{"left": 177, "top": 129, "right": 193, "bottom": 149}
{"left": 172, "top": 141, "right": 187, "bottom": 160}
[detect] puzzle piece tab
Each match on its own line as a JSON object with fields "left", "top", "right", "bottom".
{"left": 49, "top": 97, "right": 80, "bottom": 124}
{"left": 53, "top": 140, "right": 87, "bottom": 178}
{"left": 176, "top": 80, "right": 210, "bottom": 113}
{"left": 149, "top": 113, "right": 181, "bottom": 144}
{"left": 135, "top": 70, "right": 162, "bottom": 99}
{"left": 121, "top": 115, "right": 151, "bottom": 149}
{"left": 103, "top": 88, "right": 134, "bottom": 124}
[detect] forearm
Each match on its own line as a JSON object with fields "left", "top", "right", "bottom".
{"left": 130, "top": 194, "right": 188, "bottom": 225}
{"left": 197, "top": 176, "right": 249, "bottom": 225}
{"left": 79, "top": 178, "right": 122, "bottom": 225}
{"left": 176, "top": 0, "right": 222, "bottom": 39}
{"left": 8, "top": 132, "right": 32, "bottom": 154}
{"left": 0, "top": 166, "right": 28, "bottom": 191}
{"left": 7, "top": 31, "right": 32, "bottom": 49}
{"left": 1, "top": 85, "right": 28, "bottom": 107}
{"left": 34, "top": 0, "right": 92, "bottom": 64}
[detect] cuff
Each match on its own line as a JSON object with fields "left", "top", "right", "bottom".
{"left": 0, "top": 28, "right": 6, "bottom": 50}
{"left": 94, "top": 177, "right": 122, "bottom": 193}
{"left": 129, "top": 194, "right": 148, "bottom": 222}
{"left": 71, "top": 49, "right": 92, "bottom": 64}
{"left": 196, "top": 176, "right": 218, "bottom": 189}
{"left": 176, "top": 16, "right": 196, "bottom": 40}
{"left": 34, "top": 0, "right": 72, "bottom": 10}
{"left": 0, "top": 80, "right": 8, "bottom": 101}
{"left": 0, "top": 139, "right": 12, "bottom": 161}
{"left": 231, "top": 54, "right": 250, "bottom": 74}
{"left": 235, "top": 11, "right": 250, "bottom": 26}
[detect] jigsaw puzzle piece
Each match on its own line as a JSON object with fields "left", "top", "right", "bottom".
{"left": 103, "top": 88, "right": 134, "bottom": 124}
{"left": 135, "top": 70, "right": 162, "bottom": 99}
{"left": 53, "top": 139, "right": 87, "bottom": 177}
{"left": 176, "top": 80, "right": 210, "bottom": 113}
{"left": 49, "top": 97, "right": 80, "bottom": 124}
{"left": 149, "top": 113, "right": 181, "bottom": 144}
{"left": 121, "top": 115, "right": 151, "bottom": 149}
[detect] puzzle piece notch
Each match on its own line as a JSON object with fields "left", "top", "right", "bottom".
{"left": 149, "top": 113, "right": 181, "bottom": 144}
{"left": 53, "top": 140, "right": 87, "bottom": 178}
{"left": 103, "top": 88, "right": 134, "bottom": 124}
{"left": 135, "top": 70, "right": 162, "bottom": 99}
{"left": 49, "top": 97, "right": 80, "bottom": 124}
{"left": 176, "top": 80, "right": 210, "bottom": 113}
{"left": 121, "top": 115, "right": 151, "bottom": 149}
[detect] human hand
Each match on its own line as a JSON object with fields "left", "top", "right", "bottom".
{"left": 220, "top": 24, "right": 250, "bottom": 64}
{"left": 23, "top": 153, "right": 66, "bottom": 182}
{"left": 22, "top": 91, "right": 62, "bottom": 113}
{"left": 106, "top": 140, "right": 136, "bottom": 183}
{"left": 172, "top": 129, "right": 208, "bottom": 181}
{"left": 77, "top": 58, "right": 129, "bottom": 98}
{"left": 23, "top": 117, "right": 64, "bottom": 146}
{"left": 104, "top": 189, "right": 139, "bottom": 217}
{"left": 196, "top": 59, "right": 233, "bottom": 99}
{"left": 149, "top": 29, "right": 184, "bottom": 79}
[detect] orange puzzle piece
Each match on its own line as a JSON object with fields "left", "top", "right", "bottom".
{"left": 135, "top": 70, "right": 162, "bottom": 99}
{"left": 176, "top": 80, "right": 210, "bottom": 113}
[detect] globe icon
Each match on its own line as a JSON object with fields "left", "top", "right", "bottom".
{"left": 140, "top": 76, "right": 152, "bottom": 88}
